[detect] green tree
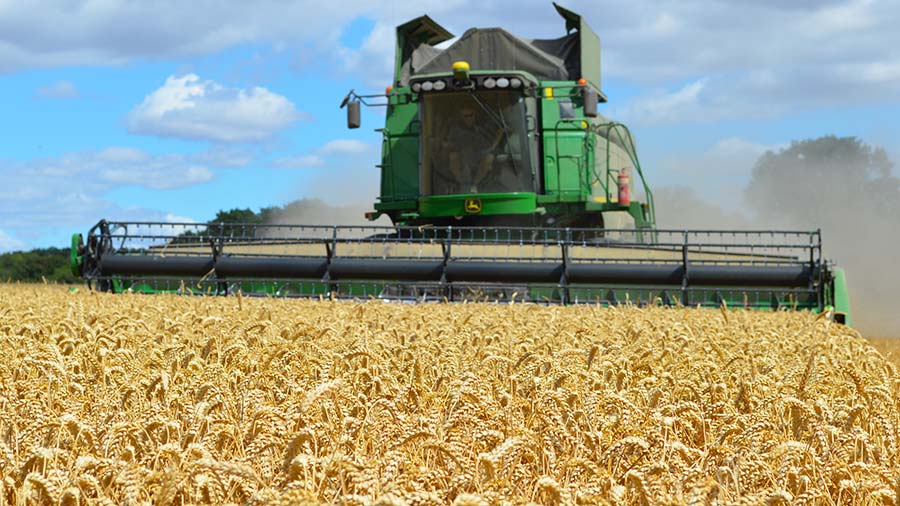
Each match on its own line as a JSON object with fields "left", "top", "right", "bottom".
{"left": 0, "top": 247, "right": 76, "bottom": 283}
{"left": 210, "top": 208, "right": 264, "bottom": 224}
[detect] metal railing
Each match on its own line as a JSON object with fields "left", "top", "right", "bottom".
{"left": 86, "top": 221, "right": 821, "bottom": 259}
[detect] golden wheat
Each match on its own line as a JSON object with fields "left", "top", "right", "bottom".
{"left": 869, "top": 337, "right": 900, "bottom": 369}
{"left": 0, "top": 283, "right": 898, "bottom": 505}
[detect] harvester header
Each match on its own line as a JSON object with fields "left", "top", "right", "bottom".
{"left": 71, "top": 221, "right": 850, "bottom": 325}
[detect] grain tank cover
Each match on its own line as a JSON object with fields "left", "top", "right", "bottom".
{"left": 415, "top": 28, "right": 570, "bottom": 82}
{"left": 395, "top": 15, "right": 455, "bottom": 88}
{"left": 395, "top": 2, "right": 603, "bottom": 94}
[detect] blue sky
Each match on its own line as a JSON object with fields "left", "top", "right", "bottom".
{"left": 1, "top": 0, "right": 898, "bottom": 251}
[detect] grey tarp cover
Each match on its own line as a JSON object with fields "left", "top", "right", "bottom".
{"left": 401, "top": 27, "right": 580, "bottom": 85}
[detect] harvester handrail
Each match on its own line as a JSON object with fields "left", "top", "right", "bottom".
{"left": 90, "top": 221, "right": 820, "bottom": 249}
{"left": 590, "top": 122, "right": 655, "bottom": 226}
{"left": 93, "top": 220, "right": 823, "bottom": 235}
{"left": 88, "top": 221, "right": 823, "bottom": 270}
{"left": 99, "top": 234, "right": 819, "bottom": 251}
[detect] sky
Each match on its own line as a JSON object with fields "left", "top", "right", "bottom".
{"left": 0, "top": 0, "right": 898, "bottom": 253}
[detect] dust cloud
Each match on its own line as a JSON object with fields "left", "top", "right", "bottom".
{"left": 265, "top": 199, "right": 390, "bottom": 227}
{"left": 655, "top": 136, "right": 900, "bottom": 337}
{"left": 653, "top": 186, "right": 751, "bottom": 230}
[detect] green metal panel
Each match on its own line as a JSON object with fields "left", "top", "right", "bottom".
{"left": 381, "top": 91, "right": 420, "bottom": 202}
{"left": 418, "top": 192, "right": 537, "bottom": 217}
{"left": 70, "top": 233, "right": 83, "bottom": 277}
{"left": 540, "top": 83, "right": 590, "bottom": 202}
{"left": 101, "top": 276, "right": 824, "bottom": 314}
{"left": 552, "top": 3, "right": 602, "bottom": 95}
{"left": 375, "top": 199, "right": 417, "bottom": 211}
{"left": 832, "top": 268, "right": 852, "bottom": 327}
{"left": 579, "top": 27, "right": 602, "bottom": 93}
{"left": 552, "top": 131, "right": 589, "bottom": 199}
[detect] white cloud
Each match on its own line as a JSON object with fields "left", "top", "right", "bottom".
{"left": 0, "top": 0, "right": 472, "bottom": 79}
{"left": 335, "top": 20, "right": 397, "bottom": 86}
{"left": 272, "top": 139, "right": 373, "bottom": 169}
{"left": 126, "top": 74, "right": 301, "bottom": 142}
{"left": 613, "top": 66, "right": 853, "bottom": 126}
{"left": 271, "top": 155, "right": 325, "bottom": 169}
{"left": 806, "top": 0, "right": 877, "bottom": 35}
{"left": 594, "top": 0, "right": 899, "bottom": 116}
{"left": 165, "top": 213, "right": 197, "bottom": 223}
{"left": 0, "top": 230, "right": 25, "bottom": 253}
{"left": 0, "top": 1, "right": 375, "bottom": 73}
{"left": 0, "top": 147, "right": 221, "bottom": 249}
{"left": 643, "top": 12, "right": 682, "bottom": 38}
{"left": 0, "top": 148, "right": 213, "bottom": 220}
{"left": 616, "top": 79, "right": 709, "bottom": 125}
{"left": 845, "top": 61, "right": 900, "bottom": 84}
{"left": 320, "top": 139, "right": 369, "bottom": 155}
{"left": 191, "top": 147, "right": 254, "bottom": 168}
{"left": 35, "top": 80, "right": 79, "bottom": 99}
{"left": 100, "top": 164, "right": 212, "bottom": 190}
{"left": 1, "top": 1, "right": 898, "bottom": 117}
{"left": 50, "top": 149, "right": 213, "bottom": 190}
{"left": 97, "top": 147, "right": 150, "bottom": 163}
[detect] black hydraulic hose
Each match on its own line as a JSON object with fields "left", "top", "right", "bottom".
{"left": 215, "top": 257, "right": 328, "bottom": 279}
{"left": 100, "top": 256, "right": 214, "bottom": 277}
{"left": 98, "top": 254, "right": 815, "bottom": 288}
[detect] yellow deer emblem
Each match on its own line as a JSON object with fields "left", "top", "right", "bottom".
{"left": 464, "top": 198, "right": 482, "bottom": 214}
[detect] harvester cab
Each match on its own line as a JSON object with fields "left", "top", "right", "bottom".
{"left": 342, "top": 3, "right": 655, "bottom": 231}
{"left": 69, "top": 3, "right": 851, "bottom": 325}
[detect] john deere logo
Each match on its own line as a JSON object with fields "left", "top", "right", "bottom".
{"left": 464, "top": 198, "right": 482, "bottom": 214}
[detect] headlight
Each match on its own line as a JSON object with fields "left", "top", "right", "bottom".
{"left": 412, "top": 82, "right": 422, "bottom": 92}
{"left": 496, "top": 77, "right": 509, "bottom": 88}
{"left": 510, "top": 78, "right": 522, "bottom": 89}
{"left": 483, "top": 78, "right": 496, "bottom": 89}
{"left": 433, "top": 80, "right": 446, "bottom": 91}
{"left": 421, "top": 81, "right": 434, "bottom": 92}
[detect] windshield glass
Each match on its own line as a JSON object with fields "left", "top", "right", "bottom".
{"left": 421, "top": 91, "right": 534, "bottom": 196}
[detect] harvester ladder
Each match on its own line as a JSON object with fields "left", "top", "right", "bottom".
{"left": 550, "top": 119, "right": 590, "bottom": 198}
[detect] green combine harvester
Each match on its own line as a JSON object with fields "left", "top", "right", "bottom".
{"left": 69, "top": 3, "right": 852, "bottom": 324}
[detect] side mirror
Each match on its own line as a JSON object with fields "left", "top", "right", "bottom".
{"left": 583, "top": 88, "right": 598, "bottom": 118}
{"left": 347, "top": 101, "right": 361, "bottom": 129}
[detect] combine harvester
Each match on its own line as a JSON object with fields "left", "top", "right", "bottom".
{"left": 70, "top": 4, "right": 851, "bottom": 324}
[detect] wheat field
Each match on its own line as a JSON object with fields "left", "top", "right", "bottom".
{"left": 0, "top": 284, "right": 898, "bottom": 505}
{"left": 869, "top": 338, "right": 900, "bottom": 370}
